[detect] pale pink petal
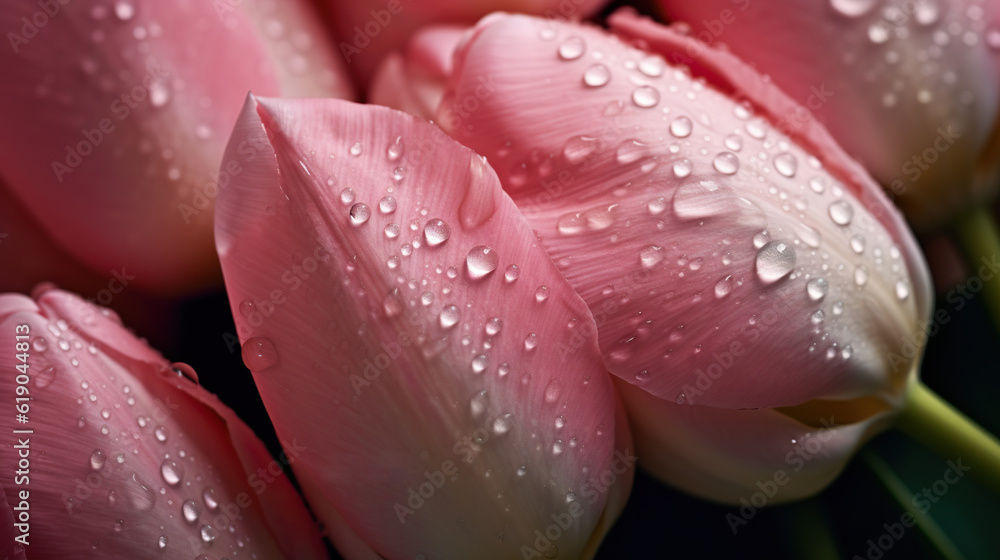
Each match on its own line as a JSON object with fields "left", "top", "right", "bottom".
{"left": 655, "top": 0, "right": 1000, "bottom": 229}
{"left": 216, "top": 95, "right": 630, "bottom": 558}
{"left": 0, "top": 0, "right": 353, "bottom": 295}
{"left": 369, "top": 26, "right": 467, "bottom": 120}
{"left": 617, "top": 379, "right": 891, "bottom": 505}
{"left": 0, "top": 288, "right": 326, "bottom": 559}
{"left": 328, "top": 0, "right": 608, "bottom": 85}
{"left": 440, "top": 14, "right": 930, "bottom": 410}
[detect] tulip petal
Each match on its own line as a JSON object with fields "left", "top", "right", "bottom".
{"left": 441, "top": 14, "right": 930, "bottom": 409}
{"left": 617, "top": 379, "right": 889, "bottom": 504}
{"left": 0, "top": 0, "right": 352, "bottom": 295}
{"left": 0, "top": 288, "right": 326, "bottom": 559}
{"left": 654, "top": 0, "right": 1000, "bottom": 229}
{"left": 216, "top": 95, "right": 628, "bottom": 559}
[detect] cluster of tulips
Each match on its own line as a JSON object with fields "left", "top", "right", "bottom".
{"left": 0, "top": 0, "right": 998, "bottom": 558}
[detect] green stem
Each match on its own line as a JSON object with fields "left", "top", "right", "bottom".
{"left": 896, "top": 380, "right": 1000, "bottom": 494}
{"left": 952, "top": 206, "right": 1000, "bottom": 331}
{"left": 862, "top": 450, "right": 963, "bottom": 560}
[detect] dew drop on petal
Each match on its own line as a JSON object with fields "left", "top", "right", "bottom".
{"left": 854, "top": 265, "right": 869, "bottom": 286}
{"left": 647, "top": 197, "right": 667, "bottom": 215}
{"left": 895, "top": 279, "right": 910, "bottom": 300}
{"left": 632, "top": 86, "right": 660, "bottom": 108}
{"left": 810, "top": 309, "right": 825, "bottom": 325}
{"left": 349, "top": 142, "right": 362, "bottom": 156}
{"left": 182, "top": 499, "right": 202, "bottom": 524}
{"left": 850, "top": 234, "right": 866, "bottom": 254}
{"left": 439, "top": 305, "right": 461, "bottom": 328}
{"left": 672, "top": 158, "right": 692, "bottom": 178}
{"left": 523, "top": 333, "right": 538, "bottom": 351}
{"left": 200, "top": 525, "right": 217, "bottom": 543}
{"left": 583, "top": 64, "right": 611, "bottom": 87}
{"left": 242, "top": 337, "right": 278, "bottom": 371}
{"left": 90, "top": 449, "right": 106, "bottom": 470}
{"left": 828, "top": 200, "right": 854, "bottom": 226}
{"left": 640, "top": 245, "right": 664, "bottom": 268}
{"left": 712, "top": 151, "right": 740, "bottom": 175}
{"left": 774, "top": 153, "right": 797, "bottom": 177}
{"left": 669, "top": 116, "right": 693, "bottom": 138}
{"left": 466, "top": 246, "right": 499, "bottom": 279}
{"left": 830, "top": 0, "right": 877, "bottom": 17}
{"left": 755, "top": 241, "right": 796, "bottom": 283}
{"left": 160, "top": 459, "right": 184, "bottom": 487}
{"left": 349, "top": 203, "right": 371, "bottom": 225}
{"left": 807, "top": 278, "right": 829, "bottom": 301}
{"left": 715, "top": 275, "right": 734, "bottom": 298}
{"left": 505, "top": 265, "right": 520, "bottom": 283}
{"left": 384, "top": 223, "right": 400, "bottom": 239}
{"left": 558, "top": 36, "right": 585, "bottom": 60}
{"left": 423, "top": 219, "right": 451, "bottom": 246}
{"left": 535, "top": 286, "right": 550, "bottom": 302}
{"left": 378, "top": 196, "right": 396, "bottom": 214}
{"left": 544, "top": 381, "right": 561, "bottom": 404}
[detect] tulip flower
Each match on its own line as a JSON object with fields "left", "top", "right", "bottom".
{"left": 326, "top": 0, "right": 609, "bottom": 86}
{"left": 0, "top": 286, "right": 326, "bottom": 559}
{"left": 0, "top": 0, "right": 354, "bottom": 296}
{"left": 656, "top": 0, "right": 1000, "bottom": 330}
{"left": 364, "top": 10, "right": 997, "bottom": 503}
{"left": 215, "top": 94, "right": 634, "bottom": 558}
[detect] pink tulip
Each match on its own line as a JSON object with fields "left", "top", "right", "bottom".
{"left": 216, "top": 94, "right": 634, "bottom": 558}
{"left": 371, "top": 11, "right": 934, "bottom": 502}
{"left": 658, "top": 0, "right": 1000, "bottom": 230}
{"left": 327, "top": 0, "right": 609, "bottom": 86}
{"left": 0, "top": 286, "right": 326, "bottom": 558}
{"left": 0, "top": 0, "right": 354, "bottom": 296}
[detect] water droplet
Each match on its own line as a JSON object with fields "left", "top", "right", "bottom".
{"left": 485, "top": 317, "right": 503, "bottom": 336}
{"left": 558, "top": 36, "right": 585, "bottom": 60}
{"left": 810, "top": 309, "right": 825, "bottom": 325}
{"left": 340, "top": 187, "right": 355, "bottom": 204}
{"left": 535, "top": 286, "right": 550, "bottom": 303}
{"left": 756, "top": 241, "right": 797, "bottom": 283}
{"left": 384, "top": 223, "right": 400, "bottom": 239}
{"left": 183, "top": 499, "right": 202, "bottom": 523}
{"left": 439, "top": 305, "right": 461, "bottom": 328}
{"left": 724, "top": 134, "right": 743, "bottom": 151}
{"left": 830, "top": 0, "right": 877, "bottom": 17}
{"left": 854, "top": 265, "right": 869, "bottom": 286}
{"left": 203, "top": 488, "right": 219, "bottom": 510}
{"left": 423, "top": 219, "right": 450, "bottom": 246}
{"left": 466, "top": 246, "right": 499, "bottom": 279}
{"left": 32, "top": 337, "right": 48, "bottom": 352}
{"left": 386, "top": 137, "right": 404, "bottom": 161}
{"left": 638, "top": 54, "right": 665, "bottom": 76}
{"left": 200, "top": 525, "right": 217, "bottom": 543}
{"left": 158, "top": 535, "right": 168, "bottom": 550}
{"left": 154, "top": 426, "right": 167, "bottom": 442}
{"left": 672, "top": 180, "right": 735, "bottom": 219}
{"left": 516, "top": 465, "right": 528, "bottom": 477}
{"left": 669, "top": 116, "right": 693, "bottom": 138}
{"left": 672, "top": 158, "right": 693, "bottom": 178}
{"left": 90, "top": 449, "right": 106, "bottom": 470}
{"left": 242, "top": 337, "right": 278, "bottom": 371}
{"left": 774, "top": 153, "right": 797, "bottom": 177}
{"left": 712, "top": 151, "right": 740, "bottom": 175}
{"left": 524, "top": 333, "right": 539, "bottom": 351}
{"left": 493, "top": 413, "right": 514, "bottom": 435}
{"left": 160, "top": 459, "right": 184, "bottom": 487}
{"left": 715, "top": 275, "right": 734, "bottom": 298}
{"left": 828, "top": 200, "right": 854, "bottom": 226}
{"left": 563, "top": 135, "right": 601, "bottom": 165}
{"left": 632, "top": 86, "right": 660, "bottom": 108}
{"left": 544, "top": 381, "right": 561, "bottom": 404}
{"left": 914, "top": 0, "right": 939, "bottom": 25}
{"left": 420, "top": 292, "right": 434, "bottom": 306}
{"left": 552, "top": 440, "right": 565, "bottom": 455}
{"left": 868, "top": 23, "right": 890, "bottom": 43}
{"left": 383, "top": 289, "right": 403, "bottom": 318}
{"left": 895, "top": 279, "right": 910, "bottom": 300}
{"left": 615, "top": 139, "right": 647, "bottom": 164}
{"left": 349, "top": 142, "right": 363, "bottom": 156}
{"left": 378, "top": 196, "right": 397, "bottom": 214}
{"left": 129, "top": 472, "right": 156, "bottom": 511}
{"left": 640, "top": 245, "right": 664, "bottom": 268}
{"left": 470, "top": 390, "right": 489, "bottom": 417}
{"left": 583, "top": 64, "right": 611, "bottom": 87}
{"left": 471, "top": 354, "right": 489, "bottom": 374}
{"left": 647, "top": 197, "right": 667, "bottom": 215}
{"left": 796, "top": 224, "right": 822, "bottom": 248}
{"left": 850, "top": 234, "right": 866, "bottom": 254}
{"left": 745, "top": 118, "right": 767, "bottom": 139}
{"left": 349, "top": 203, "right": 371, "bottom": 225}
{"left": 498, "top": 363, "right": 511, "bottom": 377}
{"left": 807, "top": 278, "right": 829, "bottom": 301}
{"left": 505, "top": 265, "right": 520, "bottom": 283}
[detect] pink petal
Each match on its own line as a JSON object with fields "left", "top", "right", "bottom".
{"left": 0, "top": 288, "right": 326, "bottom": 559}
{"left": 216, "top": 95, "right": 630, "bottom": 558}
{"left": 618, "top": 379, "right": 890, "bottom": 504}
{"left": 653, "top": 0, "right": 1000, "bottom": 229}
{"left": 327, "top": 0, "right": 609, "bottom": 86}
{"left": 369, "top": 26, "right": 468, "bottom": 120}
{"left": 0, "top": 0, "right": 353, "bottom": 295}
{"left": 440, "top": 14, "right": 931, "bottom": 409}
